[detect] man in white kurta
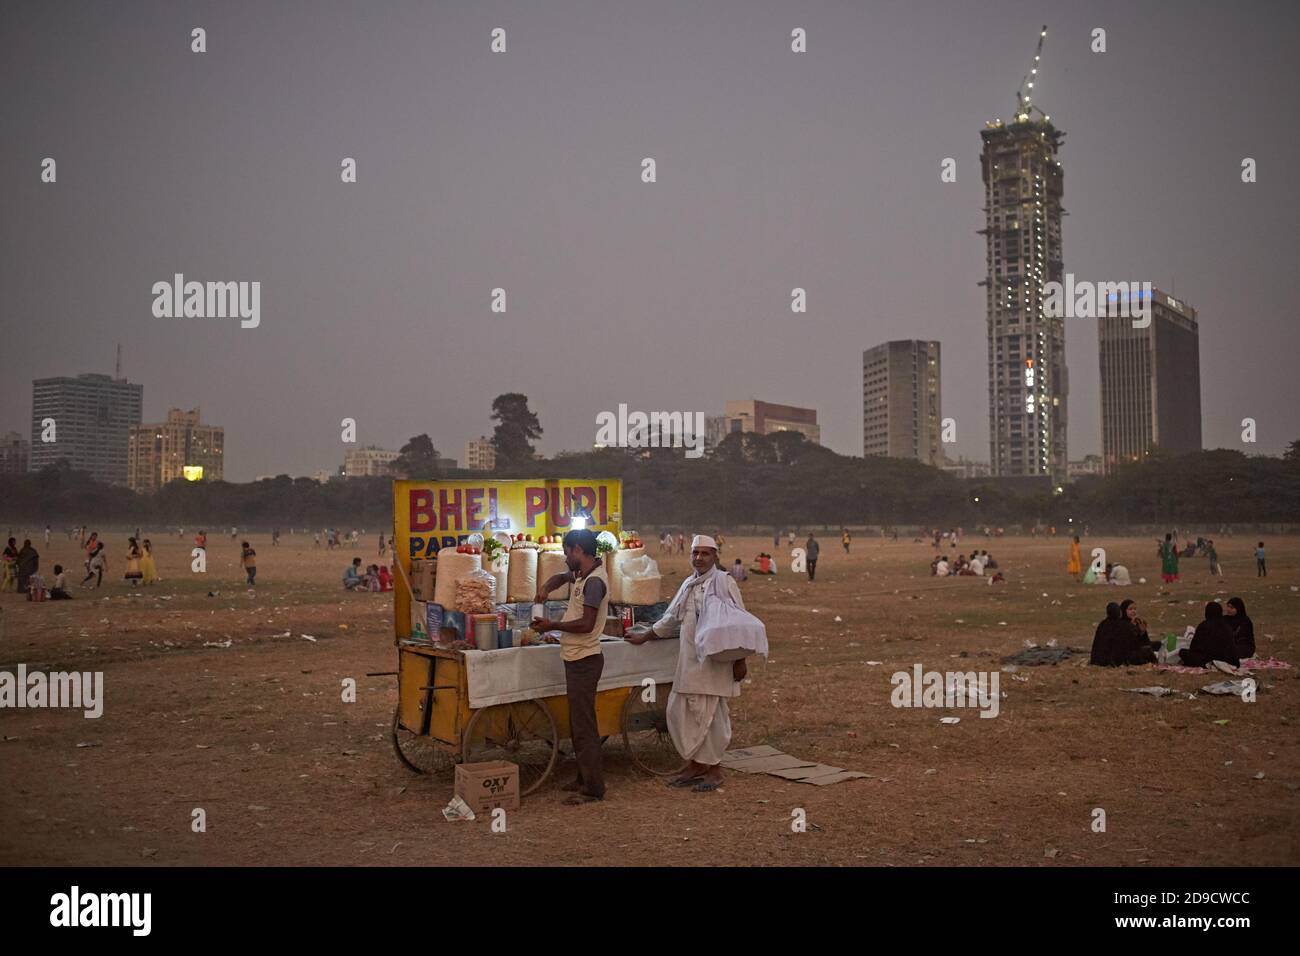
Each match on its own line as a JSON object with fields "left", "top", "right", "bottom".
{"left": 626, "top": 535, "right": 746, "bottom": 792}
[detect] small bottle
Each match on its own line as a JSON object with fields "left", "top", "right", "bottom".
{"left": 412, "top": 619, "right": 426, "bottom": 643}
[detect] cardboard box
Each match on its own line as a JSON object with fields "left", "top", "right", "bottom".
{"left": 410, "top": 559, "right": 436, "bottom": 601}
{"left": 455, "top": 760, "right": 520, "bottom": 813}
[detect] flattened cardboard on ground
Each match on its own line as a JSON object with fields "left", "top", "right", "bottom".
{"left": 802, "top": 771, "right": 873, "bottom": 786}
{"left": 724, "top": 753, "right": 819, "bottom": 774}
{"left": 721, "top": 747, "right": 870, "bottom": 786}
{"left": 769, "top": 764, "right": 844, "bottom": 781}
{"left": 720, "top": 745, "right": 783, "bottom": 764}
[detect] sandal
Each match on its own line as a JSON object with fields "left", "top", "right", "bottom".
{"left": 562, "top": 792, "right": 602, "bottom": 806}
{"left": 692, "top": 779, "right": 723, "bottom": 793}
{"left": 667, "top": 775, "right": 701, "bottom": 789}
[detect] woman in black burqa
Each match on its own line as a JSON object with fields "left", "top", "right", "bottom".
{"left": 1224, "top": 597, "right": 1255, "bottom": 659}
{"left": 1086, "top": 598, "right": 1159, "bottom": 665}
{"left": 1179, "top": 601, "right": 1240, "bottom": 668}
{"left": 1090, "top": 601, "right": 1157, "bottom": 666}
{"left": 1119, "top": 598, "right": 1160, "bottom": 662}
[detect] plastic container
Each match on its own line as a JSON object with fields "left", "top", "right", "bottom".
{"left": 471, "top": 614, "right": 498, "bottom": 650}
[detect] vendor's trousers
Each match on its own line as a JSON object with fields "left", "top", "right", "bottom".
{"left": 807, "top": 559, "right": 817, "bottom": 581}
{"left": 563, "top": 653, "right": 605, "bottom": 799}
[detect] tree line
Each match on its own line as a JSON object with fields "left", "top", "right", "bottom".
{"left": 4, "top": 429, "right": 1298, "bottom": 532}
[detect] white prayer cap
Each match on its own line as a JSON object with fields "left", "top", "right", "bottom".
{"left": 691, "top": 534, "right": 718, "bottom": 551}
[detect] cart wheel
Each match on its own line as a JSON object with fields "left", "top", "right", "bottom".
{"left": 621, "top": 683, "right": 683, "bottom": 776}
{"left": 462, "top": 699, "right": 558, "bottom": 796}
{"left": 391, "top": 706, "right": 456, "bottom": 776}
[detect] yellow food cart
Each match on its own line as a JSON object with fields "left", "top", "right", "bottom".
{"left": 388, "top": 478, "right": 679, "bottom": 794}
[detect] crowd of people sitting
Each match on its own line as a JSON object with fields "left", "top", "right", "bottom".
{"left": 930, "top": 550, "right": 1001, "bottom": 579}
{"left": 343, "top": 557, "right": 391, "bottom": 592}
{"left": 1090, "top": 596, "right": 1256, "bottom": 667}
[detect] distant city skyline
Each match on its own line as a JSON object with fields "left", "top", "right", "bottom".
{"left": 3, "top": 1, "right": 1298, "bottom": 482}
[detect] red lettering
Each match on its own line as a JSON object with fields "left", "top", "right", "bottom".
{"left": 525, "top": 487, "right": 548, "bottom": 528}
{"left": 551, "top": 487, "right": 572, "bottom": 528}
{"left": 466, "top": 488, "right": 484, "bottom": 530}
{"left": 438, "top": 489, "right": 463, "bottom": 530}
{"left": 574, "top": 486, "right": 596, "bottom": 521}
{"left": 410, "top": 490, "right": 435, "bottom": 532}
{"left": 598, "top": 485, "right": 608, "bottom": 525}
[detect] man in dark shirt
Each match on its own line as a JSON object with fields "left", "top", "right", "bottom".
{"left": 805, "top": 533, "right": 820, "bottom": 581}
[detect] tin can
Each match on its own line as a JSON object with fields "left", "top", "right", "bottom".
{"left": 621, "top": 606, "right": 634, "bottom": 630}
{"left": 497, "top": 608, "right": 508, "bottom": 632}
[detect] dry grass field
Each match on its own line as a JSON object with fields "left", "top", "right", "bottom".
{"left": 2, "top": 529, "right": 1297, "bottom": 866}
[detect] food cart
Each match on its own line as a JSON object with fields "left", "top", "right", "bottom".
{"left": 388, "top": 478, "right": 677, "bottom": 795}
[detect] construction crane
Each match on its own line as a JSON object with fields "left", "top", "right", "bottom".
{"left": 1014, "top": 26, "right": 1048, "bottom": 123}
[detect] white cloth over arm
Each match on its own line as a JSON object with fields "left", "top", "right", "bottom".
{"left": 652, "top": 570, "right": 743, "bottom": 698}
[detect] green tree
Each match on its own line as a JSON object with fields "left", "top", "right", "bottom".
{"left": 393, "top": 434, "right": 440, "bottom": 479}
{"left": 490, "top": 393, "right": 543, "bottom": 470}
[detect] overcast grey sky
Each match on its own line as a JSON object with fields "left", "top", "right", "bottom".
{"left": 3, "top": 0, "right": 1297, "bottom": 481}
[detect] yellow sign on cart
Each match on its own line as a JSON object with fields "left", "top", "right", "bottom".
{"left": 391, "top": 478, "right": 623, "bottom": 639}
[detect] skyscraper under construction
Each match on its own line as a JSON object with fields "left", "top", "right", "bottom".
{"left": 979, "top": 27, "right": 1067, "bottom": 483}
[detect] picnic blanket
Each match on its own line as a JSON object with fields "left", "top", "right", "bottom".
{"left": 462, "top": 636, "right": 678, "bottom": 708}
{"left": 1000, "top": 646, "right": 1088, "bottom": 666}
{"left": 1154, "top": 656, "right": 1291, "bottom": 675}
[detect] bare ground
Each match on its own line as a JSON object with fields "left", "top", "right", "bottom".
{"left": 2, "top": 531, "right": 1297, "bottom": 866}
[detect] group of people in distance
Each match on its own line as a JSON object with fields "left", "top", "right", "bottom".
{"left": 2, "top": 537, "right": 42, "bottom": 595}
{"left": 1090, "top": 597, "right": 1256, "bottom": 668}
{"left": 1155, "top": 532, "right": 1268, "bottom": 583}
{"left": 1066, "top": 536, "right": 1133, "bottom": 585}
{"left": 931, "top": 550, "right": 1000, "bottom": 578}
{"left": 658, "top": 532, "right": 688, "bottom": 555}
{"left": 343, "top": 557, "right": 391, "bottom": 592}
{"left": 2, "top": 531, "right": 162, "bottom": 599}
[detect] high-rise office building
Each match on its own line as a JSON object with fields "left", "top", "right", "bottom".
{"left": 128, "top": 407, "right": 225, "bottom": 492}
{"left": 980, "top": 34, "right": 1067, "bottom": 483}
{"left": 29, "top": 373, "right": 143, "bottom": 484}
{"left": 862, "top": 340, "right": 942, "bottom": 465}
{"left": 1098, "top": 288, "right": 1202, "bottom": 473}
